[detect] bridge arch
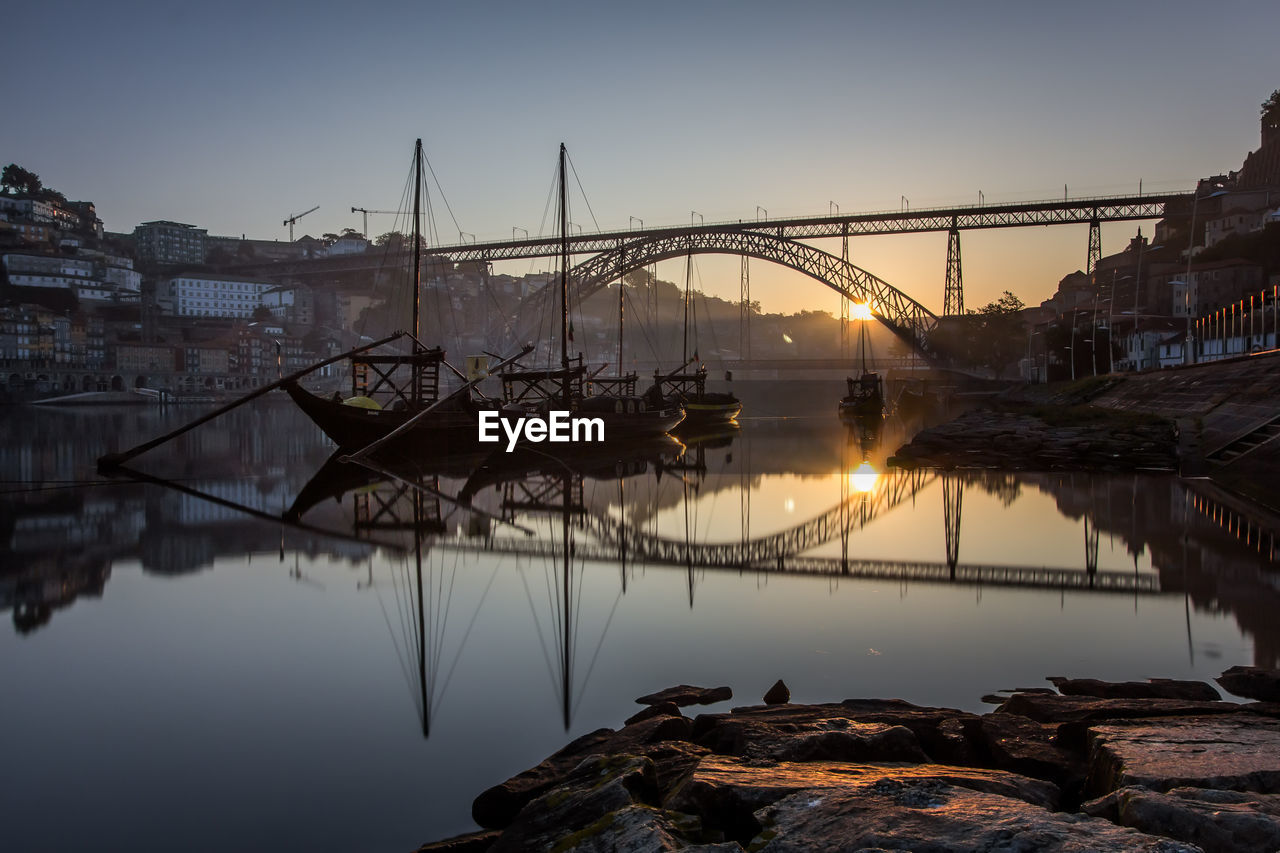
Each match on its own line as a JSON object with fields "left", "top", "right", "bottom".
{"left": 554, "top": 231, "right": 940, "bottom": 357}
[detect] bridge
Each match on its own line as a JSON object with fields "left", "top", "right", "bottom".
{"left": 228, "top": 192, "right": 1188, "bottom": 358}
{"left": 332, "top": 462, "right": 1162, "bottom": 596}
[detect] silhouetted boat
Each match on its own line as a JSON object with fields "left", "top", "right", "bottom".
{"left": 284, "top": 139, "right": 518, "bottom": 453}
{"left": 646, "top": 250, "right": 740, "bottom": 424}
{"left": 839, "top": 305, "right": 884, "bottom": 418}
{"left": 495, "top": 144, "right": 684, "bottom": 441}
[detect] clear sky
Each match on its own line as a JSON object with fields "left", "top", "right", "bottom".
{"left": 6, "top": 0, "right": 1277, "bottom": 315}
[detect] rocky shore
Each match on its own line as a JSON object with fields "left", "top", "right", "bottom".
{"left": 417, "top": 667, "right": 1280, "bottom": 852}
{"left": 889, "top": 406, "right": 1178, "bottom": 472}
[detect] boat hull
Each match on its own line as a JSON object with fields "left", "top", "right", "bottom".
{"left": 284, "top": 381, "right": 483, "bottom": 452}
{"left": 681, "top": 399, "right": 742, "bottom": 424}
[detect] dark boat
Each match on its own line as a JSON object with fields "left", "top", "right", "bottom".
{"left": 647, "top": 362, "right": 741, "bottom": 425}
{"left": 284, "top": 346, "right": 489, "bottom": 451}
{"left": 284, "top": 140, "right": 519, "bottom": 454}
{"left": 495, "top": 143, "right": 684, "bottom": 441}
{"left": 839, "top": 303, "right": 884, "bottom": 419}
{"left": 839, "top": 372, "right": 885, "bottom": 419}
{"left": 646, "top": 250, "right": 741, "bottom": 424}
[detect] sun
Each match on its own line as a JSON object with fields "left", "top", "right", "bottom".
{"left": 850, "top": 302, "right": 874, "bottom": 321}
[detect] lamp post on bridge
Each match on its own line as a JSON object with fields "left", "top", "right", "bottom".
{"left": 829, "top": 201, "right": 839, "bottom": 216}
{"left": 756, "top": 206, "right": 767, "bottom": 221}
{"left": 691, "top": 211, "right": 704, "bottom": 227}
{"left": 629, "top": 216, "right": 643, "bottom": 231}
{"left": 901, "top": 196, "right": 909, "bottom": 212}
{"left": 513, "top": 226, "right": 528, "bottom": 241}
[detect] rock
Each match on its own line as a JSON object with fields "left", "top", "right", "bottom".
{"left": 694, "top": 702, "right": 967, "bottom": 765}
{"left": 696, "top": 713, "right": 927, "bottom": 766}
{"left": 473, "top": 715, "right": 695, "bottom": 829}
{"left": 701, "top": 699, "right": 982, "bottom": 766}
{"left": 664, "top": 755, "right": 1060, "bottom": 843}
{"left": 976, "top": 713, "right": 1085, "bottom": 792}
{"left": 750, "top": 778, "right": 1201, "bottom": 852}
{"left": 414, "top": 829, "right": 500, "bottom": 852}
{"left": 1085, "top": 716, "right": 1280, "bottom": 798}
{"left": 636, "top": 685, "right": 734, "bottom": 707}
{"left": 762, "top": 680, "right": 789, "bottom": 705}
{"left": 489, "top": 755, "right": 660, "bottom": 853}
{"left": 995, "top": 692, "right": 1250, "bottom": 727}
{"left": 626, "top": 701, "right": 683, "bottom": 726}
{"left": 982, "top": 687, "right": 1059, "bottom": 705}
{"left": 1217, "top": 666, "right": 1280, "bottom": 702}
{"left": 1083, "top": 786, "right": 1280, "bottom": 853}
{"left": 1048, "top": 676, "right": 1221, "bottom": 702}
{"left": 531, "top": 804, "right": 744, "bottom": 852}
{"left": 473, "top": 727, "right": 614, "bottom": 828}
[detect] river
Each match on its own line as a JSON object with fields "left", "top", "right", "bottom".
{"left": 1, "top": 387, "right": 1276, "bottom": 851}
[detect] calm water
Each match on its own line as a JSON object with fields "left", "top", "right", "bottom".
{"left": 2, "top": 389, "right": 1277, "bottom": 852}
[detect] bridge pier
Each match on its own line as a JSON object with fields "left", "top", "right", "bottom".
{"left": 944, "top": 224, "right": 964, "bottom": 317}
{"left": 1087, "top": 217, "right": 1102, "bottom": 277}
{"left": 943, "top": 474, "right": 963, "bottom": 576}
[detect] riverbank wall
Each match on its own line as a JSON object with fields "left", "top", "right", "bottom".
{"left": 1016, "top": 350, "right": 1280, "bottom": 513}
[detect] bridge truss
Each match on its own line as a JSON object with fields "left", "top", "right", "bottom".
{"left": 525, "top": 231, "right": 942, "bottom": 357}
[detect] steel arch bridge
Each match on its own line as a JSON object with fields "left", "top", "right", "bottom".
{"left": 519, "top": 230, "right": 941, "bottom": 357}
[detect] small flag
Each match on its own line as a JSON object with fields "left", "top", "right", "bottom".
{"left": 693, "top": 348, "right": 699, "bottom": 361}
{"left": 568, "top": 322, "right": 575, "bottom": 343}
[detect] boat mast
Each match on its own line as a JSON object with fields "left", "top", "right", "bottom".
{"left": 683, "top": 251, "right": 692, "bottom": 364}
{"left": 412, "top": 139, "right": 424, "bottom": 404}
{"left": 558, "top": 143, "right": 571, "bottom": 403}
{"left": 414, "top": 491, "right": 429, "bottom": 739}
{"left": 617, "top": 256, "right": 625, "bottom": 377}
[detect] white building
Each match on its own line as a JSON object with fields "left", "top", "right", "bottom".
{"left": 157, "top": 273, "right": 276, "bottom": 318}
{"left": 260, "top": 284, "right": 314, "bottom": 325}
{"left": 326, "top": 234, "right": 369, "bottom": 255}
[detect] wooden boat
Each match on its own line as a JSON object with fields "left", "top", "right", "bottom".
{"left": 284, "top": 140, "right": 513, "bottom": 453}
{"left": 646, "top": 249, "right": 741, "bottom": 424}
{"left": 648, "top": 362, "right": 741, "bottom": 425}
{"left": 839, "top": 371, "right": 884, "bottom": 419}
{"left": 284, "top": 346, "right": 489, "bottom": 451}
{"left": 494, "top": 144, "right": 685, "bottom": 442}
{"left": 838, "top": 303, "right": 884, "bottom": 418}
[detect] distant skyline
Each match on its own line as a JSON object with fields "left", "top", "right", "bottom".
{"left": 7, "top": 0, "right": 1278, "bottom": 315}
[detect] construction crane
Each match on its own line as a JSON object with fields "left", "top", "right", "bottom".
{"left": 283, "top": 205, "right": 319, "bottom": 242}
{"left": 351, "top": 206, "right": 398, "bottom": 238}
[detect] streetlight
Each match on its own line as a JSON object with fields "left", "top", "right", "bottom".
{"left": 901, "top": 196, "right": 909, "bottom": 212}
{"left": 691, "top": 211, "right": 704, "bottom": 227}
{"left": 829, "top": 201, "right": 839, "bottom": 216}
{"left": 756, "top": 206, "right": 767, "bottom": 221}
{"left": 629, "top": 216, "right": 643, "bottom": 231}
{"left": 513, "top": 226, "right": 528, "bottom": 241}
{"left": 978, "top": 190, "right": 984, "bottom": 207}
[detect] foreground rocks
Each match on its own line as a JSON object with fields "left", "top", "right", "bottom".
{"left": 890, "top": 408, "right": 1177, "bottom": 471}
{"left": 418, "top": 673, "right": 1280, "bottom": 852}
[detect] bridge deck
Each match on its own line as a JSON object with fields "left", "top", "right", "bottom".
{"left": 227, "top": 192, "right": 1187, "bottom": 276}
{"left": 435, "top": 538, "right": 1162, "bottom": 595}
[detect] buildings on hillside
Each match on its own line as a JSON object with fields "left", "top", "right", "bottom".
{"left": 1030, "top": 96, "right": 1280, "bottom": 378}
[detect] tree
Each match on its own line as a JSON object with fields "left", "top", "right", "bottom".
{"left": 1262, "top": 88, "right": 1280, "bottom": 117}
{"left": 1, "top": 163, "right": 41, "bottom": 195}
{"left": 926, "top": 290, "right": 1027, "bottom": 375}
{"left": 375, "top": 231, "right": 409, "bottom": 252}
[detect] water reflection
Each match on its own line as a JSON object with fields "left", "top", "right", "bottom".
{"left": 5, "top": 396, "right": 1280, "bottom": 852}
{"left": 3, "top": 401, "right": 1279, "bottom": 668}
